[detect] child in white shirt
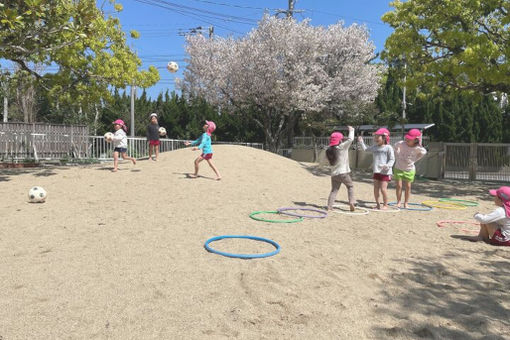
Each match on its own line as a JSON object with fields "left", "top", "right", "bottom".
{"left": 393, "top": 129, "right": 427, "bottom": 208}
{"left": 471, "top": 186, "right": 510, "bottom": 246}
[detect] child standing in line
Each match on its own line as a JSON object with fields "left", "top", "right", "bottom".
{"left": 184, "top": 120, "right": 221, "bottom": 180}
{"left": 147, "top": 113, "right": 160, "bottom": 161}
{"left": 326, "top": 126, "right": 355, "bottom": 211}
{"left": 112, "top": 119, "right": 136, "bottom": 172}
{"left": 357, "top": 128, "right": 395, "bottom": 210}
{"left": 470, "top": 186, "right": 510, "bottom": 246}
{"left": 393, "top": 129, "right": 427, "bottom": 208}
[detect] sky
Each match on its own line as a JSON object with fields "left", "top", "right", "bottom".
{"left": 115, "top": 0, "right": 395, "bottom": 98}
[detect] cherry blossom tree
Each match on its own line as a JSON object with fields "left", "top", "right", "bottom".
{"left": 181, "top": 16, "right": 381, "bottom": 151}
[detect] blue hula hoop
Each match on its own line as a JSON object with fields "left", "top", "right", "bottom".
{"left": 388, "top": 202, "right": 433, "bottom": 211}
{"left": 204, "top": 235, "right": 280, "bottom": 259}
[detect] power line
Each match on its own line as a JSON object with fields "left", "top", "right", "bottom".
{"left": 185, "top": 0, "right": 277, "bottom": 11}
{"left": 133, "top": 0, "right": 246, "bottom": 34}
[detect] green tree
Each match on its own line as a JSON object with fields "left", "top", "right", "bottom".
{"left": 382, "top": 0, "right": 510, "bottom": 94}
{"left": 0, "top": 0, "right": 159, "bottom": 106}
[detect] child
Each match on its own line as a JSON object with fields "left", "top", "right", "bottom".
{"left": 326, "top": 126, "right": 355, "bottom": 211}
{"left": 471, "top": 186, "right": 510, "bottom": 246}
{"left": 111, "top": 119, "right": 136, "bottom": 172}
{"left": 393, "top": 129, "right": 427, "bottom": 208}
{"left": 184, "top": 120, "right": 221, "bottom": 180}
{"left": 147, "top": 113, "right": 160, "bottom": 161}
{"left": 357, "top": 128, "right": 395, "bottom": 210}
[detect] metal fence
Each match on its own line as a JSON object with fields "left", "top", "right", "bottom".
{"left": 87, "top": 136, "right": 264, "bottom": 161}
{"left": 0, "top": 122, "right": 88, "bottom": 161}
{"left": 444, "top": 143, "right": 510, "bottom": 182}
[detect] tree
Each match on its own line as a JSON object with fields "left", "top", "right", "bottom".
{"left": 181, "top": 16, "right": 381, "bottom": 151}
{"left": 382, "top": 0, "right": 510, "bottom": 94}
{"left": 0, "top": 0, "right": 159, "bottom": 106}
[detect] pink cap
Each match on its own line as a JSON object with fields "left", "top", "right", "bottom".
{"left": 205, "top": 120, "right": 216, "bottom": 135}
{"left": 374, "top": 128, "right": 390, "bottom": 144}
{"left": 113, "top": 119, "right": 125, "bottom": 126}
{"left": 489, "top": 186, "right": 510, "bottom": 217}
{"left": 405, "top": 129, "right": 422, "bottom": 140}
{"left": 329, "top": 132, "right": 344, "bottom": 146}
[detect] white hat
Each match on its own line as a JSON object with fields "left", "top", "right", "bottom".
{"left": 150, "top": 113, "right": 158, "bottom": 118}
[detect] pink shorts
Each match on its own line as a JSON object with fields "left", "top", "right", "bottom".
{"left": 149, "top": 140, "right": 160, "bottom": 146}
{"left": 373, "top": 173, "right": 391, "bottom": 182}
{"left": 201, "top": 153, "right": 213, "bottom": 160}
{"left": 490, "top": 229, "right": 510, "bottom": 246}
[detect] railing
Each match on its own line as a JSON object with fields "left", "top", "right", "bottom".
{"left": 444, "top": 143, "right": 510, "bottom": 182}
{"left": 0, "top": 122, "right": 88, "bottom": 161}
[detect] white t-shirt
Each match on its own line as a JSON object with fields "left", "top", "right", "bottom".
{"left": 359, "top": 140, "right": 395, "bottom": 175}
{"left": 394, "top": 141, "right": 427, "bottom": 172}
{"left": 474, "top": 207, "right": 510, "bottom": 239}
{"left": 330, "top": 128, "right": 354, "bottom": 176}
{"left": 113, "top": 129, "right": 127, "bottom": 148}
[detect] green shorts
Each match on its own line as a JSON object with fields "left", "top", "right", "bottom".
{"left": 393, "top": 168, "right": 416, "bottom": 182}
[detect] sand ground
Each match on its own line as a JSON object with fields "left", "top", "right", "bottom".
{"left": 1, "top": 145, "right": 509, "bottom": 339}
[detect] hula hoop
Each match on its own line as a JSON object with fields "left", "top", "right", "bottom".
{"left": 357, "top": 202, "right": 401, "bottom": 212}
{"left": 331, "top": 204, "right": 369, "bottom": 215}
{"left": 249, "top": 210, "right": 303, "bottom": 223}
{"left": 436, "top": 220, "right": 481, "bottom": 235}
{"left": 439, "top": 198, "right": 479, "bottom": 207}
{"left": 277, "top": 207, "right": 328, "bottom": 219}
{"left": 388, "top": 202, "right": 433, "bottom": 211}
{"left": 204, "top": 235, "right": 280, "bottom": 259}
{"left": 422, "top": 200, "right": 466, "bottom": 210}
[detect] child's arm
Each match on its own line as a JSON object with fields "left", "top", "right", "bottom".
{"left": 112, "top": 131, "right": 123, "bottom": 141}
{"left": 339, "top": 126, "right": 355, "bottom": 150}
{"left": 474, "top": 208, "right": 505, "bottom": 224}
{"left": 357, "top": 136, "right": 368, "bottom": 151}
{"left": 414, "top": 146, "right": 427, "bottom": 162}
{"left": 190, "top": 135, "right": 202, "bottom": 146}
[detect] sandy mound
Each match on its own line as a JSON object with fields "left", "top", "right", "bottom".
{"left": 1, "top": 145, "right": 509, "bottom": 339}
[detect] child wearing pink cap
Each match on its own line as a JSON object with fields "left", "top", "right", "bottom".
{"left": 470, "top": 186, "right": 510, "bottom": 246}
{"left": 393, "top": 129, "right": 427, "bottom": 208}
{"left": 111, "top": 119, "right": 136, "bottom": 172}
{"left": 184, "top": 120, "right": 221, "bottom": 180}
{"left": 326, "top": 126, "right": 355, "bottom": 211}
{"left": 357, "top": 128, "right": 395, "bottom": 209}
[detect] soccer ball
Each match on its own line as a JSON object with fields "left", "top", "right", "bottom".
{"left": 28, "top": 186, "right": 47, "bottom": 203}
{"left": 166, "top": 61, "right": 178, "bottom": 73}
{"left": 104, "top": 132, "right": 114, "bottom": 143}
{"left": 158, "top": 127, "right": 167, "bottom": 136}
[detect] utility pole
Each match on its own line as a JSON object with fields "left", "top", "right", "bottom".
{"left": 401, "top": 62, "right": 407, "bottom": 137}
{"left": 3, "top": 96, "right": 7, "bottom": 123}
{"left": 287, "top": 0, "right": 295, "bottom": 17}
{"left": 130, "top": 85, "right": 136, "bottom": 137}
{"left": 275, "top": 0, "right": 302, "bottom": 18}
{"left": 208, "top": 26, "right": 214, "bottom": 39}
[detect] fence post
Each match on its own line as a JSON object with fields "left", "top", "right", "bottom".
{"left": 469, "top": 143, "right": 477, "bottom": 181}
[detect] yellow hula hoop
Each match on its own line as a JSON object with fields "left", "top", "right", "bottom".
{"left": 421, "top": 200, "right": 467, "bottom": 210}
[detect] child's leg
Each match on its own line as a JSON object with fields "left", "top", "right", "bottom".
{"left": 341, "top": 174, "right": 355, "bottom": 211}
{"left": 395, "top": 179, "right": 403, "bottom": 207}
{"left": 206, "top": 159, "right": 221, "bottom": 180}
{"left": 477, "top": 223, "right": 499, "bottom": 242}
{"left": 155, "top": 144, "right": 159, "bottom": 161}
{"left": 404, "top": 181, "right": 412, "bottom": 208}
{"left": 148, "top": 144, "right": 153, "bottom": 159}
{"left": 327, "top": 175, "right": 342, "bottom": 210}
{"left": 373, "top": 180, "right": 381, "bottom": 209}
{"left": 113, "top": 151, "right": 119, "bottom": 172}
{"left": 191, "top": 156, "right": 204, "bottom": 177}
{"left": 121, "top": 152, "right": 136, "bottom": 165}
{"left": 380, "top": 180, "right": 389, "bottom": 209}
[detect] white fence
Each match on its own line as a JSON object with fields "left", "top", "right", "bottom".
{"left": 88, "top": 136, "right": 264, "bottom": 161}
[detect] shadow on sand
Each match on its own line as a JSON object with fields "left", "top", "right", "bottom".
{"left": 372, "top": 248, "right": 510, "bottom": 339}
